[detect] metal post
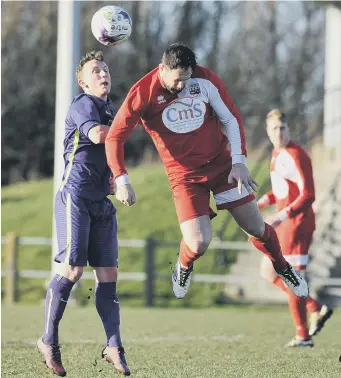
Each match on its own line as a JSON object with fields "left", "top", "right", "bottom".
{"left": 323, "top": 5, "right": 341, "bottom": 162}
{"left": 145, "top": 237, "right": 156, "bottom": 307}
{"left": 5, "top": 232, "right": 18, "bottom": 305}
{"left": 51, "top": 0, "right": 80, "bottom": 277}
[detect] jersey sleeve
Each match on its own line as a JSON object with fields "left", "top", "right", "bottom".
{"left": 205, "top": 69, "right": 247, "bottom": 164}
{"left": 283, "top": 148, "right": 315, "bottom": 219}
{"left": 70, "top": 96, "right": 101, "bottom": 137}
{"left": 105, "top": 86, "right": 144, "bottom": 178}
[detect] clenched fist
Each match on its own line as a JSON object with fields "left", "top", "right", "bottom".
{"left": 115, "top": 183, "right": 136, "bottom": 206}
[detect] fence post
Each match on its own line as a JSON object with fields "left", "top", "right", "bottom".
{"left": 5, "top": 232, "right": 18, "bottom": 305}
{"left": 145, "top": 237, "right": 156, "bottom": 307}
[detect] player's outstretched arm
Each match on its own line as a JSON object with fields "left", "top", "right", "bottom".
{"left": 205, "top": 69, "right": 258, "bottom": 194}
{"left": 105, "top": 86, "right": 144, "bottom": 207}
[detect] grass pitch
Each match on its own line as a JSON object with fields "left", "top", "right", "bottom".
{"left": 2, "top": 305, "right": 340, "bottom": 378}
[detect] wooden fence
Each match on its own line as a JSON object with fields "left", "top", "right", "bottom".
{"left": 2, "top": 232, "right": 341, "bottom": 306}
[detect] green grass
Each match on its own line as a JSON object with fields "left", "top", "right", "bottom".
{"left": 2, "top": 163, "right": 270, "bottom": 239}
{"left": 1, "top": 162, "right": 271, "bottom": 305}
{"left": 1, "top": 305, "right": 340, "bottom": 378}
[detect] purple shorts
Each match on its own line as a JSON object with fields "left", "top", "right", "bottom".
{"left": 54, "top": 190, "right": 118, "bottom": 267}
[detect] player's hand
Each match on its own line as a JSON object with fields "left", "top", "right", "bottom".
{"left": 228, "top": 163, "right": 258, "bottom": 195}
{"left": 115, "top": 183, "right": 136, "bottom": 206}
{"left": 109, "top": 177, "right": 116, "bottom": 195}
{"left": 265, "top": 213, "right": 282, "bottom": 228}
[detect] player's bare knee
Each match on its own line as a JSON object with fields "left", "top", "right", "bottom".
{"left": 93, "top": 266, "right": 118, "bottom": 282}
{"left": 186, "top": 237, "right": 211, "bottom": 256}
{"left": 58, "top": 264, "right": 83, "bottom": 282}
{"left": 68, "top": 266, "right": 83, "bottom": 282}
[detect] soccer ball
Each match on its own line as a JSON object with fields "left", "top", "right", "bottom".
{"left": 91, "top": 5, "right": 132, "bottom": 46}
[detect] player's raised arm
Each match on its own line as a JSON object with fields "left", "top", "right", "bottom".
{"left": 105, "top": 87, "right": 144, "bottom": 206}
{"left": 206, "top": 69, "right": 258, "bottom": 194}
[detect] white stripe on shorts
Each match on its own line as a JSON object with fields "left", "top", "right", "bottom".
{"left": 264, "top": 254, "right": 309, "bottom": 266}
{"left": 284, "top": 254, "right": 309, "bottom": 266}
{"left": 214, "top": 184, "right": 249, "bottom": 205}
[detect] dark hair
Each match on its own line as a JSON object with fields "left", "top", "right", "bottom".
{"left": 76, "top": 50, "right": 104, "bottom": 80}
{"left": 161, "top": 43, "right": 197, "bottom": 70}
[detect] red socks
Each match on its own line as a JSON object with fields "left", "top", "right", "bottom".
{"left": 249, "top": 223, "right": 288, "bottom": 272}
{"left": 179, "top": 240, "right": 199, "bottom": 269}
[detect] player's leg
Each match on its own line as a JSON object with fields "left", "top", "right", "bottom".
{"left": 294, "top": 233, "right": 334, "bottom": 337}
{"left": 38, "top": 191, "right": 90, "bottom": 376}
{"left": 171, "top": 182, "right": 213, "bottom": 298}
{"left": 179, "top": 215, "right": 213, "bottom": 268}
{"left": 228, "top": 200, "right": 308, "bottom": 298}
{"left": 88, "top": 198, "right": 130, "bottom": 376}
{"left": 210, "top": 160, "right": 306, "bottom": 296}
{"left": 172, "top": 215, "right": 212, "bottom": 298}
{"left": 285, "top": 287, "right": 312, "bottom": 347}
{"left": 260, "top": 257, "right": 312, "bottom": 346}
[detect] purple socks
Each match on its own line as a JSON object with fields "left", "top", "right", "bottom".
{"left": 95, "top": 282, "right": 122, "bottom": 348}
{"left": 42, "top": 275, "right": 75, "bottom": 345}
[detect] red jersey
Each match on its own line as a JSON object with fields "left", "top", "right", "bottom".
{"left": 105, "top": 65, "right": 246, "bottom": 183}
{"left": 259, "top": 141, "right": 315, "bottom": 233}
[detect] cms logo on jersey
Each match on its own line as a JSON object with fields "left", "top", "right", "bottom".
{"left": 162, "top": 98, "right": 206, "bottom": 134}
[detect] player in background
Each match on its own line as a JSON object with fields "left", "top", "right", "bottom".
{"left": 37, "top": 51, "right": 130, "bottom": 376}
{"left": 105, "top": 43, "right": 308, "bottom": 302}
{"left": 258, "top": 109, "right": 333, "bottom": 347}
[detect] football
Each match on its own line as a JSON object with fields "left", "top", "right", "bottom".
{"left": 91, "top": 5, "right": 132, "bottom": 46}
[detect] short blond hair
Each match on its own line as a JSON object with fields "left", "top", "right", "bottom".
{"left": 266, "top": 109, "right": 288, "bottom": 124}
{"left": 76, "top": 50, "right": 104, "bottom": 80}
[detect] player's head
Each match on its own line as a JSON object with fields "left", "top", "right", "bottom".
{"left": 76, "top": 51, "right": 111, "bottom": 100}
{"left": 266, "top": 109, "right": 290, "bottom": 149}
{"left": 159, "top": 43, "right": 197, "bottom": 94}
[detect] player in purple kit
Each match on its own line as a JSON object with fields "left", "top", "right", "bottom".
{"left": 37, "top": 51, "right": 130, "bottom": 376}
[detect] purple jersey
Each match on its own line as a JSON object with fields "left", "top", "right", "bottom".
{"left": 60, "top": 94, "right": 116, "bottom": 200}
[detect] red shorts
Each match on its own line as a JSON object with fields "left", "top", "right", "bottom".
{"left": 170, "top": 154, "right": 255, "bottom": 224}
{"left": 276, "top": 225, "right": 314, "bottom": 270}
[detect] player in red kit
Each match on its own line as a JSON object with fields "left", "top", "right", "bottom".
{"left": 106, "top": 43, "right": 308, "bottom": 301}
{"left": 258, "top": 109, "right": 333, "bottom": 347}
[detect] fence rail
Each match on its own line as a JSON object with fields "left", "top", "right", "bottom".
{"left": 2, "top": 233, "right": 340, "bottom": 306}
{"left": 0, "top": 235, "right": 256, "bottom": 250}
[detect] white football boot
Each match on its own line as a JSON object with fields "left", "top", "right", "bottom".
{"left": 285, "top": 336, "right": 314, "bottom": 348}
{"left": 309, "top": 305, "right": 334, "bottom": 336}
{"left": 172, "top": 260, "right": 193, "bottom": 299}
{"left": 277, "top": 264, "right": 309, "bottom": 298}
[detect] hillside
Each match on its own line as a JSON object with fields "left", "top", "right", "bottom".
{"left": 1, "top": 163, "right": 270, "bottom": 306}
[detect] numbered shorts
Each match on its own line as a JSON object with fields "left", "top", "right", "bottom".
{"left": 54, "top": 190, "right": 118, "bottom": 267}
{"left": 170, "top": 154, "right": 255, "bottom": 224}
